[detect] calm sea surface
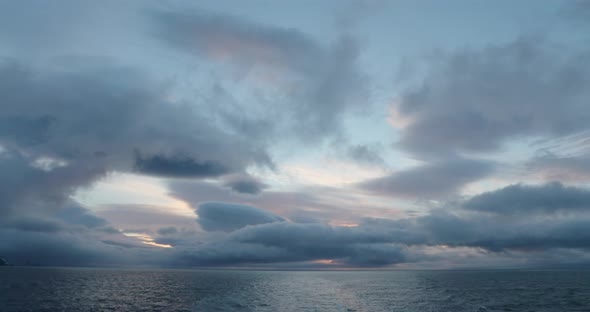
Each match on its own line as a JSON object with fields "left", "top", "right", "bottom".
{"left": 1, "top": 267, "right": 589, "bottom": 311}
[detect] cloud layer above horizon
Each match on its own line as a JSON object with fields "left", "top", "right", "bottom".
{"left": 1, "top": 0, "right": 590, "bottom": 269}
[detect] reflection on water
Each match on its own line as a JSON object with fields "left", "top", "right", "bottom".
{"left": 1, "top": 267, "right": 589, "bottom": 311}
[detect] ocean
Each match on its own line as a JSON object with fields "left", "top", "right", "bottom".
{"left": 1, "top": 267, "right": 589, "bottom": 311}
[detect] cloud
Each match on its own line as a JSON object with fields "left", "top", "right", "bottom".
{"left": 220, "top": 173, "right": 268, "bottom": 195}
{"left": 0, "top": 59, "right": 275, "bottom": 217}
{"left": 418, "top": 210, "right": 590, "bottom": 252}
{"left": 151, "top": 9, "right": 368, "bottom": 141}
{"left": 527, "top": 153, "right": 590, "bottom": 182}
{"left": 196, "top": 202, "right": 284, "bottom": 232}
{"left": 134, "top": 152, "right": 230, "bottom": 178}
{"left": 0, "top": 206, "right": 174, "bottom": 267}
{"left": 395, "top": 182, "right": 590, "bottom": 252}
{"left": 0, "top": 226, "right": 170, "bottom": 267}
{"left": 177, "top": 221, "right": 410, "bottom": 267}
{"left": 2, "top": 2, "right": 590, "bottom": 270}
{"left": 0, "top": 3, "right": 380, "bottom": 268}
{"left": 56, "top": 204, "right": 108, "bottom": 228}
{"left": 0, "top": 15, "right": 288, "bottom": 266}
{"left": 168, "top": 179, "right": 396, "bottom": 225}
{"left": 0, "top": 0, "right": 97, "bottom": 52}
{"left": 0, "top": 58, "right": 271, "bottom": 173}
{"left": 2, "top": 216, "right": 64, "bottom": 233}
{"left": 150, "top": 195, "right": 419, "bottom": 267}
{"left": 334, "top": 0, "right": 387, "bottom": 30}
{"left": 0, "top": 59, "right": 266, "bottom": 267}
{"left": 376, "top": 36, "right": 590, "bottom": 202}
{"left": 396, "top": 38, "right": 590, "bottom": 157}
{"left": 463, "top": 182, "right": 590, "bottom": 215}
{"left": 346, "top": 144, "right": 385, "bottom": 166}
{"left": 360, "top": 157, "right": 495, "bottom": 199}
{"left": 157, "top": 226, "right": 178, "bottom": 236}
{"left": 0, "top": 150, "right": 105, "bottom": 217}
{"left": 561, "top": 0, "right": 590, "bottom": 24}
{"left": 5, "top": 179, "right": 590, "bottom": 268}
{"left": 153, "top": 10, "right": 322, "bottom": 72}
{"left": 204, "top": 182, "right": 587, "bottom": 263}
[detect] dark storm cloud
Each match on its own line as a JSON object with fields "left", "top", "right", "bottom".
{"left": 463, "top": 182, "right": 590, "bottom": 215}
{"left": 360, "top": 157, "right": 494, "bottom": 199}
{"left": 151, "top": 9, "right": 368, "bottom": 141}
{"left": 134, "top": 153, "right": 230, "bottom": 178}
{"left": 223, "top": 180, "right": 264, "bottom": 195}
{"left": 396, "top": 38, "right": 590, "bottom": 157}
{"left": 196, "top": 202, "right": 284, "bottom": 232}
{"left": 220, "top": 174, "right": 268, "bottom": 195}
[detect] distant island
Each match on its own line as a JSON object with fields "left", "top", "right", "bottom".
{"left": 0, "top": 257, "right": 8, "bottom": 266}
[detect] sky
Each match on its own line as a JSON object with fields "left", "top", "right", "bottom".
{"left": 1, "top": 0, "right": 590, "bottom": 269}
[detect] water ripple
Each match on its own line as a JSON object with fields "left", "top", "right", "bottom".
{"left": 1, "top": 268, "right": 589, "bottom": 311}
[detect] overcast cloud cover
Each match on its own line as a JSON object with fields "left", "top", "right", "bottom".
{"left": 1, "top": 0, "right": 590, "bottom": 269}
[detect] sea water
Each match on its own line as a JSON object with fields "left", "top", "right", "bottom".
{"left": 1, "top": 267, "right": 589, "bottom": 311}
